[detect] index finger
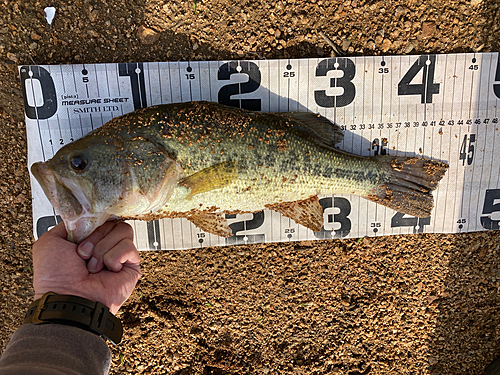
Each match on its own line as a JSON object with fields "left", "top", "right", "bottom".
{"left": 77, "top": 221, "right": 134, "bottom": 260}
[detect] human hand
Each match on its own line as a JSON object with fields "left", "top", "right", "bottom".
{"left": 32, "top": 221, "right": 141, "bottom": 314}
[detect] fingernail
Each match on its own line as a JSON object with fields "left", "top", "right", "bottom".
{"left": 78, "top": 242, "right": 94, "bottom": 258}
{"left": 87, "top": 257, "right": 98, "bottom": 273}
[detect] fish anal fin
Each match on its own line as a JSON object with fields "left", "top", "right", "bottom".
{"left": 180, "top": 161, "right": 238, "bottom": 197}
{"left": 267, "top": 196, "right": 324, "bottom": 232}
{"left": 187, "top": 212, "right": 233, "bottom": 238}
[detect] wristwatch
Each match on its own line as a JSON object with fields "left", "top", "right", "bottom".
{"left": 23, "top": 292, "right": 123, "bottom": 345}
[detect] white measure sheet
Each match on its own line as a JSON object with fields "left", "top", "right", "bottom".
{"left": 21, "top": 53, "right": 500, "bottom": 250}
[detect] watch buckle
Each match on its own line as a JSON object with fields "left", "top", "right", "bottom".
{"left": 32, "top": 291, "right": 56, "bottom": 324}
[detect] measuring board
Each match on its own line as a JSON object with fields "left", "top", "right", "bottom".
{"left": 20, "top": 52, "right": 500, "bottom": 250}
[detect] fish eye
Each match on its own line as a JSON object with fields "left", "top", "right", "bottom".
{"left": 70, "top": 156, "right": 87, "bottom": 171}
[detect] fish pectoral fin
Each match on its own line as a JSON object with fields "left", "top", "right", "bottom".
{"left": 187, "top": 212, "right": 233, "bottom": 238}
{"left": 284, "top": 112, "right": 344, "bottom": 148}
{"left": 266, "top": 196, "right": 324, "bottom": 232}
{"left": 179, "top": 161, "right": 238, "bottom": 197}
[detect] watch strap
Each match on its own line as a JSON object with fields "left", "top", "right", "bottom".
{"left": 23, "top": 292, "right": 123, "bottom": 345}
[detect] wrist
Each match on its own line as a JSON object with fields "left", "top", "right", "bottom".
{"left": 24, "top": 292, "right": 123, "bottom": 345}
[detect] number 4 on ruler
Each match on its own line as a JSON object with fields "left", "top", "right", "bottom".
{"left": 398, "top": 55, "right": 440, "bottom": 103}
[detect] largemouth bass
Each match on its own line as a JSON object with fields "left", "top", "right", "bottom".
{"left": 31, "top": 101, "right": 448, "bottom": 243}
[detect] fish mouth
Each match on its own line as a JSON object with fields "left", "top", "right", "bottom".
{"left": 31, "top": 162, "right": 110, "bottom": 243}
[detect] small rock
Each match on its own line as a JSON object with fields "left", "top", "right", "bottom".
{"left": 366, "top": 39, "right": 376, "bottom": 49}
{"left": 395, "top": 6, "right": 405, "bottom": 15}
{"left": 6, "top": 52, "right": 18, "bottom": 62}
{"left": 375, "top": 34, "right": 383, "bottom": 44}
{"left": 382, "top": 39, "right": 392, "bottom": 52}
{"left": 31, "top": 32, "right": 41, "bottom": 41}
{"left": 470, "top": 0, "right": 482, "bottom": 4}
{"left": 427, "top": 295, "right": 439, "bottom": 304}
{"left": 29, "top": 42, "right": 38, "bottom": 50}
{"left": 342, "top": 39, "right": 351, "bottom": 51}
{"left": 192, "top": 42, "right": 199, "bottom": 50}
{"left": 421, "top": 21, "right": 436, "bottom": 38}
{"left": 403, "top": 42, "right": 415, "bottom": 54}
{"left": 137, "top": 25, "right": 160, "bottom": 45}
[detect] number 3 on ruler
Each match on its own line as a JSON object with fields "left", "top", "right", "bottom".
{"left": 314, "top": 58, "right": 356, "bottom": 107}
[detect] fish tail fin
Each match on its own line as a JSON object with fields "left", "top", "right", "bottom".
{"left": 364, "top": 156, "right": 449, "bottom": 218}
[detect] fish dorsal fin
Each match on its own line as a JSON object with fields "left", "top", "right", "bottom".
{"left": 283, "top": 112, "right": 344, "bottom": 148}
{"left": 266, "top": 195, "right": 324, "bottom": 232}
{"left": 179, "top": 161, "right": 238, "bottom": 197}
{"left": 187, "top": 212, "right": 233, "bottom": 237}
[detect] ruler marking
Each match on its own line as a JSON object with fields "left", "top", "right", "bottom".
{"left": 442, "top": 56, "right": 456, "bottom": 231}
{"left": 458, "top": 55, "right": 469, "bottom": 222}
{"left": 93, "top": 64, "right": 99, "bottom": 97}
{"left": 167, "top": 62, "right": 174, "bottom": 104}
{"left": 104, "top": 64, "right": 110, "bottom": 97}
{"left": 157, "top": 62, "right": 163, "bottom": 105}
{"left": 197, "top": 61, "right": 201, "bottom": 100}
{"left": 267, "top": 59, "right": 271, "bottom": 112}
{"left": 476, "top": 54, "right": 494, "bottom": 225}
{"left": 30, "top": 66, "right": 46, "bottom": 161}
{"left": 176, "top": 62, "right": 183, "bottom": 103}
{"left": 147, "top": 63, "right": 153, "bottom": 106}
{"left": 71, "top": 64, "right": 77, "bottom": 93}
{"left": 465, "top": 53, "right": 480, "bottom": 231}
{"left": 306, "top": 59, "right": 310, "bottom": 113}
{"left": 378, "top": 56, "right": 385, "bottom": 231}
{"left": 447, "top": 55, "right": 459, "bottom": 232}
{"left": 188, "top": 61, "right": 193, "bottom": 101}
{"left": 287, "top": 59, "right": 291, "bottom": 110}
{"left": 82, "top": 64, "right": 89, "bottom": 98}
{"left": 493, "top": 54, "right": 500, "bottom": 190}
{"left": 449, "top": 54, "right": 462, "bottom": 231}
{"left": 435, "top": 54, "right": 447, "bottom": 232}
{"left": 115, "top": 63, "right": 121, "bottom": 97}
{"left": 59, "top": 64, "right": 66, "bottom": 93}
{"left": 65, "top": 108, "right": 73, "bottom": 140}
{"left": 207, "top": 61, "right": 213, "bottom": 102}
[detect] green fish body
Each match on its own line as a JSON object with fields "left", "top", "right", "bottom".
{"left": 31, "top": 101, "right": 448, "bottom": 242}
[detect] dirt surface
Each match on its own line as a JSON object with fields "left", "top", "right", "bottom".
{"left": 1, "top": 0, "right": 500, "bottom": 374}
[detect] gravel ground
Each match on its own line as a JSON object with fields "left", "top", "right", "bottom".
{"left": 1, "top": 0, "right": 500, "bottom": 374}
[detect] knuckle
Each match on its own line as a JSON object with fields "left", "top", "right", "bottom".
{"left": 118, "top": 222, "right": 134, "bottom": 238}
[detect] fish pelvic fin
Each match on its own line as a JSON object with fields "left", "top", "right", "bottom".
{"left": 187, "top": 212, "right": 233, "bottom": 238}
{"left": 266, "top": 196, "right": 324, "bottom": 232}
{"left": 179, "top": 161, "right": 238, "bottom": 198}
{"left": 366, "top": 156, "right": 449, "bottom": 218}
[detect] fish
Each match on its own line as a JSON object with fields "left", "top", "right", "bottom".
{"left": 31, "top": 101, "right": 449, "bottom": 243}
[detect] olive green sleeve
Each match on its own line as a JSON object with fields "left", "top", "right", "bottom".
{"left": 0, "top": 323, "right": 111, "bottom": 375}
